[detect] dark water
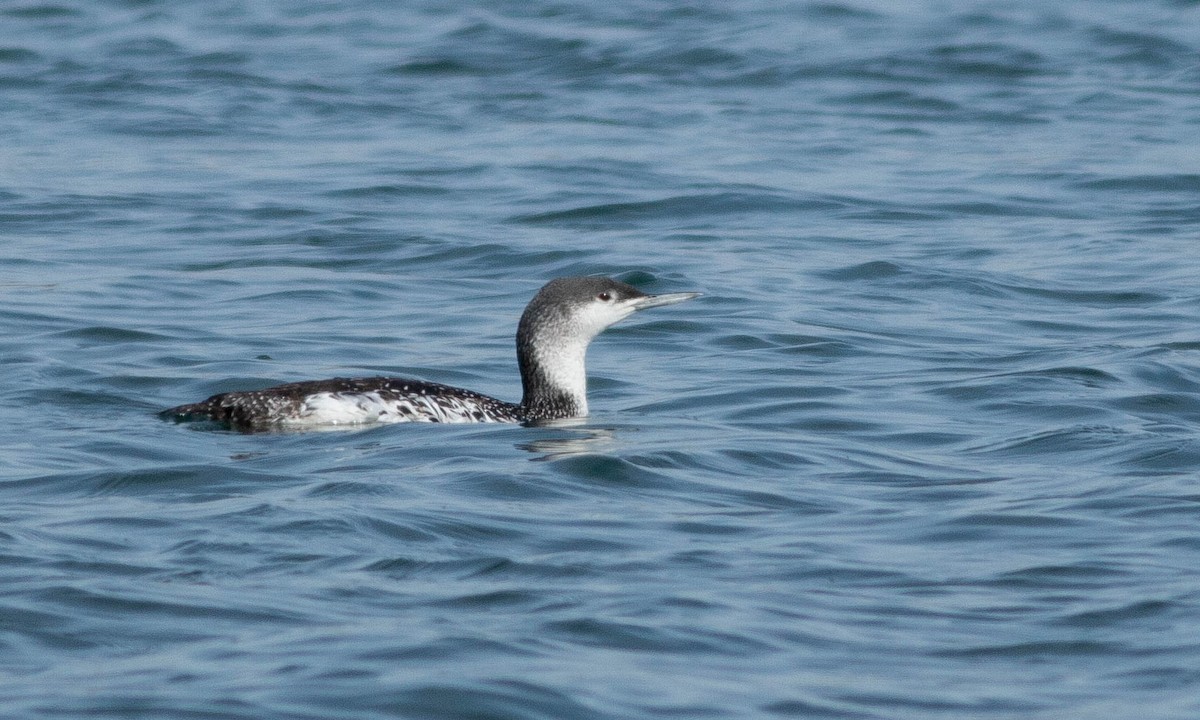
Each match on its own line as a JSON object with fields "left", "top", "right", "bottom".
{"left": 4, "top": 1, "right": 1200, "bottom": 718}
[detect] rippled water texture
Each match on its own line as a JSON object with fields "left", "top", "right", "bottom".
{"left": 3, "top": 1, "right": 1200, "bottom": 718}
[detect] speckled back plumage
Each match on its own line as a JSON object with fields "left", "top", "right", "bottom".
{"left": 166, "top": 377, "right": 522, "bottom": 430}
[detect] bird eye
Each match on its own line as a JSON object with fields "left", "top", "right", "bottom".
{"left": 597, "top": 291, "right": 612, "bottom": 302}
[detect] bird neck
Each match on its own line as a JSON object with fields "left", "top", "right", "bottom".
{"left": 517, "top": 330, "right": 590, "bottom": 420}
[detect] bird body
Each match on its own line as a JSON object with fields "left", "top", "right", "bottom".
{"left": 163, "top": 277, "right": 698, "bottom": 431}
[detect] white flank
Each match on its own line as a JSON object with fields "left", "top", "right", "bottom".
{"left": 278, "top": 391, "right": 501, "bottom": 426}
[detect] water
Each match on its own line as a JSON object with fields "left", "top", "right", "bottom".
{"left": 3, "top": 0, "right": 1200, "bottom": 717}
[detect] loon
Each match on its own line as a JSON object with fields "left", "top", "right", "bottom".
{"left": 163, "top": 276, "right": 699, "bottom": 431}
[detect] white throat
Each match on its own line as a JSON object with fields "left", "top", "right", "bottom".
{"left": 529, "top": 335, "right": 590, "bottom": 415}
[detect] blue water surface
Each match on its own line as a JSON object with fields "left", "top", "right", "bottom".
{"left": 3, "top": 1, "right": 1200, "bottom": 718}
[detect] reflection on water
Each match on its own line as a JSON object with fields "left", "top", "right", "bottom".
{"left": 518, "top": 423, "right": 617, "bottom": 460}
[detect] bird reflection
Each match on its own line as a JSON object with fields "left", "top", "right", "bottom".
{"left": 516, "top": 424, "right": 618, "bottom": 461}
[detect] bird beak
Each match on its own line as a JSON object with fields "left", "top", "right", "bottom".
{"left": 631, "top": 292, "right": 701, "bottom": 311}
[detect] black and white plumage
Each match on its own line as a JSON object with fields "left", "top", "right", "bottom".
{"left": 163, "top": 276, "right": 699, "bottom": 431}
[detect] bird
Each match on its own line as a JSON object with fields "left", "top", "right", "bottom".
{"left": 162, "top": 276, "right": 699, "bottom": 431}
